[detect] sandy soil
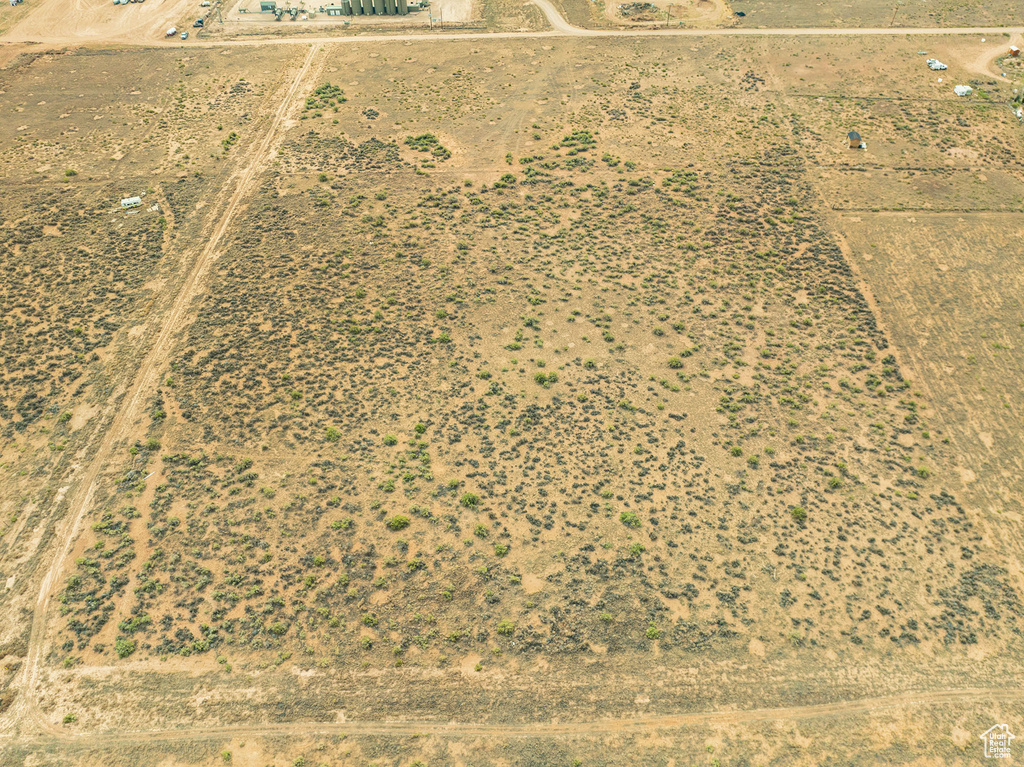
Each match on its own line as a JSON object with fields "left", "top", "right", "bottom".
{"left": 1, "top": 5, "right": 1024, "bottom": 766}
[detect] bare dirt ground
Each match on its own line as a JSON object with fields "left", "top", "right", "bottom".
{"left": 3, "top": 0, "right": 202, "bottom": 44}
{"left": 1, "top": 2, "right": 1024, "bottom": 765}
{"left": 602, "top": 0, "right": 733, "bottom": 29}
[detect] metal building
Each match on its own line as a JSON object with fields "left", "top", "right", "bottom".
{"left": 318, "top": 0, "right": 409, "bottom": 14}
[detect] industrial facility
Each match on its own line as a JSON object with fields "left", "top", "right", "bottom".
{"left": 259, "top": 0, "right": 412, "bottom": 15}
{"left": 322, "top": 0, "right": 408, "bottom": 15}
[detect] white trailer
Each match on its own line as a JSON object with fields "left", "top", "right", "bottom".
{"left": 166, "top": 26, "right": 177, "bottom": 36}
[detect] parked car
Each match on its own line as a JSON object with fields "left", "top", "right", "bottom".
{"left": 180, "top": 30, "right": 189, "bottom": 39}
{"left": 166, "top": 26, "right": 177, "bottom": 35}
{"left": 193, "top": 18, "right": 204, "bottom": 26}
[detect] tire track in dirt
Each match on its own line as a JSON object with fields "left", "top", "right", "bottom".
{"left": 30, "top": 686, "right": 1024, "bottom": 748}
{"left": 2, "top": 41, "right": 327, "bottom": 739}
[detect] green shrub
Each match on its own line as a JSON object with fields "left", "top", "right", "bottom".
{"left": 386, "top": 515, "right": 410, "bottom": 531}
{"left": 496, "top": 619, "right": 516, "bottom": 636}
{"left": 325, "top": 426, "right": 341, "bottom": 443}
{"left": 383, "top": 434, "right": 398, "bottom": 446}
{"left": 460, "top": 492, "right": 480, "bottom": 508}
{"left": 790, "top": 506, "right": 807, "bottom": 523}
{"left": 619, "top": 511, "right": 641, "bottom": 528}
{"left": 114, "top": 638, "right": 136, "bottom": 658}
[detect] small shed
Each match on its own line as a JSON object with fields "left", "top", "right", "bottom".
{"left": 847, "top": 131, "right": 862, "bottom": 149}
{"left": 1010, "top": 46, "right": 1021, "bottom": 58}
{"left": 121, "top": 196, "right": 142, "bottom": 209}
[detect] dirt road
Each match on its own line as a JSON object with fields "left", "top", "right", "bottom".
{"left": 3, "top": 0, "right": 1021, "bottom": 47}
{"left": 3, "top": 40, "right": 327, "bottom": 741}
{"left": 2, "top": 0, "right": 1023, "bottom": 756}
{"left": 21, "top": 686, "right": 1024, "bottom": 748}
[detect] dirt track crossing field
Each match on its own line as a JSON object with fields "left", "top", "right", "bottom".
{"left": 2, "top": 1, "right": 1024, "bottom": 764}
{"left": 2, "top": 40, "right": 327, "bottom": 740}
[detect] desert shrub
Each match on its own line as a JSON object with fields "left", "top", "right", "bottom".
{"left": 620, "top": 511, "right": 641, "bottom": 528}
{"left": 386, "top": 515, "right": 410, "bottom": 531}
{"left": 496, "top": 619, "right": 515, "bottom": 636}
{"left": 114, "top": 638, "right": 136, "bottom": 658}
{"left": 405, "top": 133, "right": 451, "bottom": 160}
{"left": 460, "top": 492, "right": 479, "bottom": 508}
{"left": 790, "top": 506, "right": 807, "bottom": 523}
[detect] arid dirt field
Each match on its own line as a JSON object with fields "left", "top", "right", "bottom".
{"left": 1, "top": 2, "right": 1023, "bottom": 764}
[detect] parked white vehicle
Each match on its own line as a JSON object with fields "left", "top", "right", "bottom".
{"left": 166, "top": 26, "right": 177, "bottom": 36}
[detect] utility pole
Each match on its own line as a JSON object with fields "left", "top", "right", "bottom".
{"left": 888, "top": 0, "right": 903, "bottom": 27}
